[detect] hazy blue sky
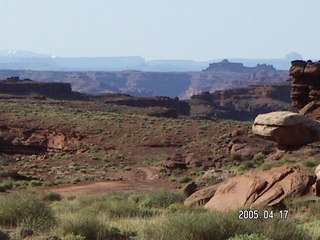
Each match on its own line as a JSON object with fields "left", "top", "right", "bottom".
{"left": 0, "top": 0, "right": 319, "bottom": 60}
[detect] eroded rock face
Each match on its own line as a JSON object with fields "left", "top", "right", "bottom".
{"left": 0, "top": 126, "right": 82, "bottom": 154}
{"left": 204, "top": 165, "right": 316, "bottom": 211}
{"left": 252, "top": 111, "right": 320, "bottom": 147}
{"left": 290, "top": 60, "right": 320, "bottom": 110}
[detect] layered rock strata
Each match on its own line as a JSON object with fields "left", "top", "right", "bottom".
{"left": 290, "top": 60, "right": 320, "bottom": 109}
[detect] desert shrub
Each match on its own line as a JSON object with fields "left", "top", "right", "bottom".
{"left": 13, "top": 180, "right": 28, "bottom": 189}
{"left": 139, "top": 189, "right": 185, "bottom": 208}
{"left": 139, "top": 211, "right": 311, "bottom": 240}
{"left": 227, "top": 233, "right": 271, "bottom": 240}
{"left": 252, "top": 152, "right": 265, "bottom": 163}
{"left": 0, "top": 192, "right": 56, "bottom": 231}
{"left": 0, "top": 229, "right": 11, "bottom": 240}
{"left": 177, "top": 176, "right": 192, "bottom": 183}
{"left": 91, "top": 200, "right": 156, "bottom": 218}
{"left": 67, "top": 195, "right": 77, "bottom": 201}
{"left": 62, "top": 233, "right": 85, "bottom": 240}
{"left": 238, "top": 161, "right": 254, "bottom": 172}
{"left": 59, "top": 215, "right": 136, "bottom": 240}
{"left": 29, "top": 180, "right": 43, "bottom": 187}
{"left": 40, "top": 191, "right": 62, "bottom": 201}
{"left": 0, "top": 180, "right": 13, "bottom": 192}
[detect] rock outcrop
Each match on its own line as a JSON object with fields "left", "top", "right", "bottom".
{"left": 0, "top": 77, "right": 73, "bottom": 99}
{"left": 252, "top": 111, "right": 320, "bottom": 147}
{"left": 290, "top": 60, "right": 320, "bottom": 110}
{"left": 188, "top": 82, "right": 294, "bottom": 120}
{"left": 0, "top": 124, "right": 83, "bottom": 154}
{"left": 204, "top": 165, "right": 316, "bottom": 211}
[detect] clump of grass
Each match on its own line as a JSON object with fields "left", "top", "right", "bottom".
{"left": 59, "top": 214, "right": 136, "bottom": 240}
{"left": 139, "top": 189, "right": 185, "bottom": 208}
{"left": 0, "top": 192, "right": 56, "bottom": 231}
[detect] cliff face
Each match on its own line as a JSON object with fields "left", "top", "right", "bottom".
{"left": 188, "top": 82, "right": 294, "bottom": 120}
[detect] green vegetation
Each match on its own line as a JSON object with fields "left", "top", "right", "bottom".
{"left": 0, "top": 192, "right": 56, "bottom": 231}
{"left": 140, "top": 211, "right": 310, "bottom": 240}
{"left": 0, "top": 189, "right": 317, "bottom": 240}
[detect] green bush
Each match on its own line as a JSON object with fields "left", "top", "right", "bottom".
{"left": 177, "top": 176, "right": 192, "bottom": 183}
{"left": 60, "top": 215, "right": 136, "bottom": 240}
{"left": 0, "top": 192, "right": 56, "bottom": 231}
{"left": 139, "top": 189, "right": 185, "bottom": 208}
{"left": 140, "top": 211, "right": 311, "bottom": 240}
{"left": 40, "top": 191, "right": 62, "bottom": 201}
{"left": 227, "top": 233, "right": 271, "bottom": 240}
{"left": 252, "top": 152, "right": 265, "bottom": 163}
{"left": 0, "top": 180, "right": 13, "bottom": 192}
{"left": 0, "top": 229, "right": 11, "bottom": 240}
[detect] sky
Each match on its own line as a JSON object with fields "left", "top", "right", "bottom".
{"left": 0, "top": 0, "right": 319, "bottom": 61}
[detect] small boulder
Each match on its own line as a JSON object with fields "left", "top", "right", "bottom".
{"left": 252, "top": 111, "right": 320, "bottom": 147}
{"left": 204, "top": 165, "right": 316, "bottom": 211}
{"left": 180, "top": 182, "right": 198, "bottom": 197}
{"left": 184, "top": 184, "right": 221, "bottom": 206}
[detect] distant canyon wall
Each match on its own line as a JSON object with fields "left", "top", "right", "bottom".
{"left": 0, "top": 60, "right": 289, "bottom": 99}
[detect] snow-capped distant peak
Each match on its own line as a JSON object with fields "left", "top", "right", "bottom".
{"left": 0, "top": 50, "right": 52, "bottom": 58}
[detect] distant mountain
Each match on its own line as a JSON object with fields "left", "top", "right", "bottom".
{"left": 0, "top": 50, "right": 309, "bottom": 71}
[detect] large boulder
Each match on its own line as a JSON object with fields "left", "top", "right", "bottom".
{"left": 252, "top": 111, "right": 320, "bottom": 147}
{"left": 204, "top": 165, "right": 316, "bottom": 211}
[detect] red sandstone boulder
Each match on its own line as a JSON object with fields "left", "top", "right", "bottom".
{"left": 252, "top": 111, "right": 320, "bottom": 147}
{"left": 204, "top": 165, "right": 316, "bottom": 211}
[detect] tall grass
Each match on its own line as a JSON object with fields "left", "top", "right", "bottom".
{"left": 0, "top": 192, "right": 56, "bottom": 231}
{"left": 139, "top": 211, "right": 311, "bottom": 240}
